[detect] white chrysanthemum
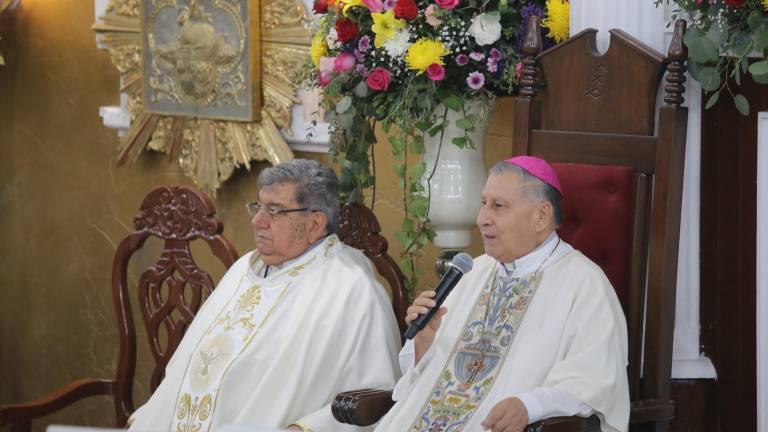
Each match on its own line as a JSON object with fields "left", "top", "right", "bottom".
{"left": 383, "top": 28, "right": 412, "bottom": 58}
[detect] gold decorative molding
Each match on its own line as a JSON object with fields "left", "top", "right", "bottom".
{"left": 94, "top": 0, "right": 311, "bottom": 195}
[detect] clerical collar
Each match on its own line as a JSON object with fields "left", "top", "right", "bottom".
{"left": 257, "top": 234, "right": 330, "bottom": 277}
{"left": 499, "top": 232, "right": 562, "bottom": 278}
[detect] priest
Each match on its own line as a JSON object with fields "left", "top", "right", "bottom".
{"left": 129, "top": 159, "right": 401, "bottom": 432}
{"left": 375, "top": 156, "right": 629, "bottom": 432}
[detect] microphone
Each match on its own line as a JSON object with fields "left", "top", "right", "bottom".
{"left": 404, "top": 252, "right": 473, "bottom": 340}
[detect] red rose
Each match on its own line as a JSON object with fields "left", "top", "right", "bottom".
{"left": 313, "top": 0, "right": 328, "bottom": 14}
{"left": 336, "top": 18, "right": 359, "bottom": 43}
{"left": 395, "top": 0, "right": 418, "bottom": 21}
{"left": 366, "top": 67, "right": 391, "bottom": 91}
{"left": 426, "top": 63, "right": 445, "bottom": 81}
{"left": 725, "top": 0, "right": 745, "bottom": 7}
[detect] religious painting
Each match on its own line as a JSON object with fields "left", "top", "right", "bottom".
{"left": 93, "top": 0, "right": 312, "bottom": 195}
{"left": 141, "top": 0, "right": 261, "bottom": 121}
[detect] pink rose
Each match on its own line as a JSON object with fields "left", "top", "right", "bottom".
{"left": 426, "top": 63, "right": 445, "bottom": 81}
{"left": 362, "top": 0, "right": 384, "bottom": 12}
{"left": 334, "top": 52, "right": 356, "bottom": 73}
{"left": 434, "top": 0, "right": 458, "bottom": 10}
{"left": 425, "top": 4, "right": 442, "bottom": 27}
{"left": 366, "top": 67, "right": 391, "bottom": 91}
{"left": 318, "top": 57, "right": 338, "bottom": 86}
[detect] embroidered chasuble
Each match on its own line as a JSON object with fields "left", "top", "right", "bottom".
{"left": 376, "top": 245, "right": 630, "bottom": 432}
{"left": 410, "top": 270, "right": 542, "bottom": 431}
{"left": 129, "top": 235, "right": 401, "bottom": 432}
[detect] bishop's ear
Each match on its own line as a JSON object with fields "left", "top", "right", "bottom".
{"left": 534, "top": 200, "right": 554, "bottom": 232}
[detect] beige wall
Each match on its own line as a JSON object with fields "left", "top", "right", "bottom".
{"left": 0, "top": 1, "right": 515, "bottom": 429}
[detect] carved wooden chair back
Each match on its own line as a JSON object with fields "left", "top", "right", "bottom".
{"left": 337, "top": 202, "right": 409, "bottom": 338}
{"left": 514, "top": 18, "right": 689, "bottom": 429}
{"left": 111, "top": 185, "right": 240, "bottom": 424}
{"left": 0, "top": 185, "right": 239, "bottom": 431}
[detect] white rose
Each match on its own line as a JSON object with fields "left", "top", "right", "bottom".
{"left": 469, "top": 12, "right": 502, "bottom": 46}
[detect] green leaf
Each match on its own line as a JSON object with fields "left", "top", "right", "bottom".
{"left": 407, "top": 195, "right": 430, "bottom": 217}
{"left": 456, "top": 114, "right": 476, "bottom": 130}
{"left": 684, "top": 32, "right": 719, "bottom": 63}
{"left": 754, "top": 72, "right": 768, "bottom": 85}
{"left": 452, "top": 136, "right": 468, "bottom": 148}
{"left": 749, "top": 10, "right": 764, "bottom": 32}
{"left": 441, "top": 94, "right": 463, "bottom": 111}
{"left": 750, "top": 61, "right": 768, "bottom": 76}
{"left": 428, "top": 120, "right": 447, "bottom": 137}
{"left": 408, "top": 162, "right": 427, "bottom": 180}
{"left": 394, "top": 163, "right": 406, "bottom": 178}
{"left": 734, "top": 94, "right": 750, "bottom": 116}
{"left": 697, "top": 67, "right": 722, "bottom": 92}
{"left": 415, "top": 120, "right": 432, "bottom": 132}
{"left": 704, "top": 90, "right": 720, "bottom": 109}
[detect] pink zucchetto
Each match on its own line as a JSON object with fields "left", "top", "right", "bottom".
{"left": 504, "top": 155, "right": 563, "bottom": 196}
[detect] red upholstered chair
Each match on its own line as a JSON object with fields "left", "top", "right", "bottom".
{"left": 332, "top": 18, "right": 689, "bottom": 432}
{"left": 0, "top": 186, "right": 239, "bottom": 432}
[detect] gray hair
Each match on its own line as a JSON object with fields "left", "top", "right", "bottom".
{"left": 489, "top": 161, "right": 563, "bottom": 227}
{"left": 258, "top": 159, "right": 340, "bottom": 234}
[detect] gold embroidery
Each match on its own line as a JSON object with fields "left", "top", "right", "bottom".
{"left": 286, "top": 255, "right": 316, "bottom": 276}
{"left": 217, "top": 284, "right": 262, "bottom": 333}
{"left": 175, "top": 393, "right": 213, "bottom": 432}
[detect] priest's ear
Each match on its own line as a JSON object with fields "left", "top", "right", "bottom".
{"left": 306, "top": 210, "right": 329, "bottom": 242}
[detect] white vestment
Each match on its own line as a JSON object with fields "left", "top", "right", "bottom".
{"left": 375, "top": 242, "right": 629, "bottom": 432}
{"left": 129, "top": 235, "right": 401, "bottom": 432}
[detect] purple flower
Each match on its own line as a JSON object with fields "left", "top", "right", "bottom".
{"left": 356, "top": 63, "right": 369, "bottom": 77}
{"left": 383, "top": 0, "right": 396, "bottom": 10}
{"left": 354, "top": 49, "right": 365, "bottom": 62}
{"left": 469, "top": 52, "right": 485, "bottom": 61}
{"left": 456, "top": 54, "right": 469, "bottom": 65}
{"left": 490, "top": 48, "right": 501, "bottom": 60}
{"left": 487, "top": 58, "right": 498, "bottom": 73}
{"left": 358, "top": 35, "right": 371, "bottom": 52}
{"left": 467, "top": 71, "right": 485, "bottom": 90}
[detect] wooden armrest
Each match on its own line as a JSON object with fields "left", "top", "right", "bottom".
{"left": 629, "top": 399, "right": 675, "bottom": 423}
{"left": 331, "top": 389, "right": 394, "bottom": 426}
{"left": 525, "top": 415, "right": 601, "bottom": 432}
{"left": 0, "top": 378, "right": 114, "bottom": 423}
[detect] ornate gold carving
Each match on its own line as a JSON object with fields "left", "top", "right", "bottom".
{"left": 94, "top": 0, "right": 311, "bottom": 195}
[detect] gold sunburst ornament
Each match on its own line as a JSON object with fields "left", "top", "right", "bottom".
{"left": 93, "top": 0, "right": 312, "bottom": 195}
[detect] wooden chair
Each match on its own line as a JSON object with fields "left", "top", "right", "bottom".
{"left": 332, "top": 18, "right": 689, "bottom": 432}
{"left": 0, "top": 186, "right": 239, "bottom": 432}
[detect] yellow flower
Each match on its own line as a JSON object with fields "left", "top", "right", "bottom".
{"left": 371, "top": 10, "right": 406, "bottom": 48}
{"left": 542, "top": 0, "right": 569, "bottom": 43}
{"left": 310, "top": 33, "right": 327, "bottom": 67}
{"left": 763, "top": 0, "right": 768, "bottom": 10}
{"left": 406, "top": 39, "right": 449, "bottom": 73}
{"left": 341, "top": 0, "right": 363, "bottom": 14}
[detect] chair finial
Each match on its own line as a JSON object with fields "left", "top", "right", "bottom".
{"left": 520, "top": 16, "right": 542, "bottom": 99}
{"left": 664, "top": 19, "right": 688, "bottom": 107}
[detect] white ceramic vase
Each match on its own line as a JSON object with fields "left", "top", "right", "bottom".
{"left": 421, "top": 100, "right": 489, "bottom": 250}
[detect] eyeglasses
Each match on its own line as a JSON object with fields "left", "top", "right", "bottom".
{"left": 245, "top": 201, "right": 314, "bottom": 220}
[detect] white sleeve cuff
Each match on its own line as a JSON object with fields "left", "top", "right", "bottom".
{"left": 517, "top": 391, "right": 545, "bottom": 423}
{"left": 515, "top": 387, "right": 594, "bottom": 424}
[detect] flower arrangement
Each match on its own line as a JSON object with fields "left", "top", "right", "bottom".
{"left": 657, "top": 0, "right": 768, "bottom": 115}
{"left": 304, "top": 0, "right": 568, "bottom": 293}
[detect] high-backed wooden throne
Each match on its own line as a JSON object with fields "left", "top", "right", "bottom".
{"left": 0, "top": 186, "right": 240, "bottom": 431}
{"left": 332, "top": 18, "right": 689, "bottom": 432}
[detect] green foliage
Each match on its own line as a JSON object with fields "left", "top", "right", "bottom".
{"left": 657, "top": 0, "right": 768, "bottom": 115}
